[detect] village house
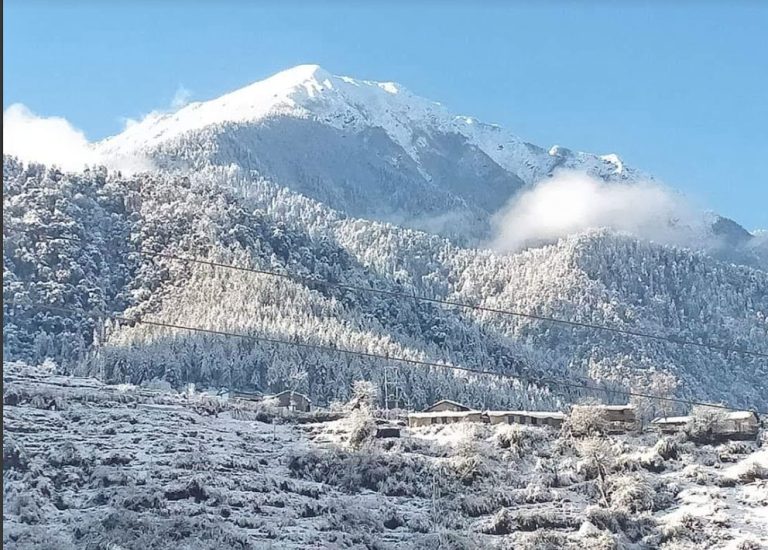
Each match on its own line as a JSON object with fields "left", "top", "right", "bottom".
{"left": 408, "top": 410, "right": 484, "bottom": 428}
{"left": 270, "top": 390, "right": 311, "bottom": 413}
{"left": 423, "top": 399, "right": 471, "bottom": 413}
{"left": 486, "top": 410, "right": 566, "bottom": 429}
{"left": 651, "top": 410, "right": 760, "bottom": 440}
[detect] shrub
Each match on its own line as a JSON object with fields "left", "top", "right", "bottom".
{"left": 515, "top": 531, "right": 567, "bottom": 550}
{"left": 495, "top": 424, "right": 541, "bottom": 456}
{"left": 48, "top": 441, "right": 88, "bottom": 468}
{"left": 565, "top": 406, "right": 609, "bottom": 437}
{"left": 346, "top": 380, "right": 379, "bottom": 411}
{"left": 736, "top": 461, "right": 768, "bottom": 484}
{"left": 653, "top": 436, "right": 681, "bottom": 460}
{"left": 608, "top": 474, "right": 656, "bottom": 513}
{"left": 684, "top": 406, "right": 729, "bottom": 444}
{"left": 287, "top": 448, "right": 430, "bottom": 497}
{"left": 3, "top": 435, "right": 30, "bottom": 471}
{"left": 347, "top": 409, "right": 377, "bottom": 450}
{"left": 586, "top": 506, "right": 656, "bottom": 542}
{"left": 481, "top": 508, "right": 578, "bottom": 535}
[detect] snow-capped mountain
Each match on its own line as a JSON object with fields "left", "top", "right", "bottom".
{"left": 97, "top": 65, "right": 648, "bottom": 240}
{"left": 4, "top": 159, "right": 767, "bottom": 411}
{"left": 4, "top": 66, "right": 766, "bottom": 414}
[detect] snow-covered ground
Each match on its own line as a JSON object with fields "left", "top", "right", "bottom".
{"left": 3, "top": 367, "right": 767, "bottom": 549}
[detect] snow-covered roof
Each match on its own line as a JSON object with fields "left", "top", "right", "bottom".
{"left": 271, "top": 390, "right": 310, "bottom": 401}
{"left": 573, "top": 404, "right": 635, "bottom": 411}
{"left": 423, "top": 399, "right": 470, "bottom": 411}
{"left": 409, "top": 410, "right": 482, "bottom": 419}
{"left": 486, "top": 410, "right": 566, "bottom": 420}
{"left": 727, "top": 411, "right": 758, "bottom": 421}
{"left": 651, "top": 411, "right": 757, "bottom": 424}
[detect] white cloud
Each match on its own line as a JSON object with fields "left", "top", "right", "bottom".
{"left": 3, "top": 103, "right": 99, "bottom": 172}
{"left": 489, "top": 171, "right": 705, "bottom": 252}
{"left": 3, "top": 102, "right": 160, "bottom": 175}
{"left": 170, "top": 85, "right": 192, "bottom": 110}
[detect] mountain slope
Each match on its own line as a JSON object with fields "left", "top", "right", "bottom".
{"left": 5, "top": 159, "right": 767, "bottom": 411}
{"left": 96, "top": 65, "right": 647, "bottom": 240}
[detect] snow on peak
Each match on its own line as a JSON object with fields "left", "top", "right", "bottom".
{"left": 600, "top": 153, "right": 624, "bottom": 174}
{"left": 96, "top": 64, "right": 637, "bottom": 185}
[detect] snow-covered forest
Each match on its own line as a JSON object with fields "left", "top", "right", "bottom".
{"left": 4, "top": 156, "right": 767, "bottom": 411}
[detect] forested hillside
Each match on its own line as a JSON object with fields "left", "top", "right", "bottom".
{"left": 5, "top": 157, "right": 767, "bottom": 411}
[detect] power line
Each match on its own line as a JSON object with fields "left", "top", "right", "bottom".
{"left": 7, "top": 300, "right": 765, "bottom": 415}
{"left": 28, "top": 234, "right": 768, "bottom": 359}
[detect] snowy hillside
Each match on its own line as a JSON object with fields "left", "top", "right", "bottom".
{"left": 4, "top": 159, "right": 767, "bottom": 412}
{"left": 4, "top": 366, "right": 767, "bottom": 549}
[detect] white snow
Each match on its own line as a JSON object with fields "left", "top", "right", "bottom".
{"left": 96, "top": 64, "right": 629, "bottom": 185}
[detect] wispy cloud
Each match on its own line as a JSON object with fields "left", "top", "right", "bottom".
{"left": 170, "top": 85, "right": 192, "bottom": 110}
{"left": 489, "top": 171, "right": 707, "bottom": 251}
{"left": 2, "top": 84, "right": 192, "bottom": 173}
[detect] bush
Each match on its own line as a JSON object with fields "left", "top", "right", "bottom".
{"left": 736, "top": 461, "right": 768, "bottom": 483}
{"left": 586, "top": 506, "right": 656, "bottom": 542}
{"left": 495, "top": 424, "right": 542, "bottom": 456}
{"left": 684, "top": 406, "right": 729, "bottom": 444}
{"left": 653, "top": 436, "right": 681, "bottom": 460}
{"left": 3, "top": 435, "right": 30, "bottom": 471}
{"left": 514, "top": 531, "right": 567, "bottom": 550}
{"left": 608, "top": 474, "right": 656, "bottom": 513}
{"left": 288, "top": 447, "right": 431, "bottom": 497}
{"left": 481, "top": 508, "right": 578, "bottom": 535}
{"left": 565, "top": 406, "right": 609, "bottom": 437}
{"left": 347, "top": 409, "right": 377, "bottom": 450}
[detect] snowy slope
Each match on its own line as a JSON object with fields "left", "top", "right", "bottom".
{"left": 4, "top": 366, "right": 767, "bottom": 550}
{"left": 98, "top": 64, "right": 598, "bottom": 184}
{"left": 95, "top": 65, "right": 654, "bottom": 241}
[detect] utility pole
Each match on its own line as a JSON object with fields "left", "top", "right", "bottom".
{"left": 383, "top": 365, "right": 401, "bottom": 411}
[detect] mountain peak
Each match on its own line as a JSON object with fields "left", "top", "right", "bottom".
{"left": 260, "top": 64, "right": 333, "bottom": 86}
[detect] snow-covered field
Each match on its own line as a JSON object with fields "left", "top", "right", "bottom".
{"left": 3, "top": 367, "right": 767, "bottom": 549}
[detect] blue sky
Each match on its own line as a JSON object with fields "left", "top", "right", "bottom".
{"left": 4, "top": 2, "right": 767, "bottom": 228}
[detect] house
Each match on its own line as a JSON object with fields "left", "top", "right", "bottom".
{"left": 423, "top": 399, "right": 471, "bottom": 413}
{"left": 651, "top": 411, "right": 760, "bottom": 440}
{"left": 486, "top": 410, "right": 566, "bottom": 429}
{"left": 408, "top": 410, "right": 484, "bottom": 428}
{"left": 720, "top": 411, "right": 760, "bottom": 439}
{"left": 229, "top": 389, "right": 264, "bottom": 403}
{"left": 650, "top": 415, "right": 690, "bottom": 434}
{"left": 270, "top": 390, "right": 311, "bottom": 413}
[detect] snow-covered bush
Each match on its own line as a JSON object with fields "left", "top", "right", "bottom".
{"left": 494, "top": 424, "right": 542, "bottom": 457}
{"left": 736, "top": 460, "right": 768, "bottom": 483}
{"left": 287, "top": 447, "right": 431, "bottom": 497}
{"left": 654, "top": 435, "right": 681, "bottom": 460}
{"left": 347, "top": 380, "right": 379, "bottom": 411}
{"left": 684, "top": 406, "right": 729, "bottom": 444}
{"left": 576, "top": 437, "right": 616, "bottom": 484}
{"left": 514, "top": 531, "right": 567, "bottom": 550}
{"left": 347, "top": 409, "right": 377, "bottom": 450}
{"left": 658, "top": 513, "right": 706, "bottom": 546}
{"left": 585, "top": 505, "right": 657, "bottom": 542}
{"left": 608, "top": 474, "right": 656, "bottom": 513}
{"left": 481, "top": 507, "right": 577, "bottom": 535}
{"left": 565, "top": 405, "right": 609, "bottom": 437}
{"left": 3, "top": 435, "right": 30, "bottom": 471}
{"left": 447, "top": 424, "right": 489, "bottom": 485}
